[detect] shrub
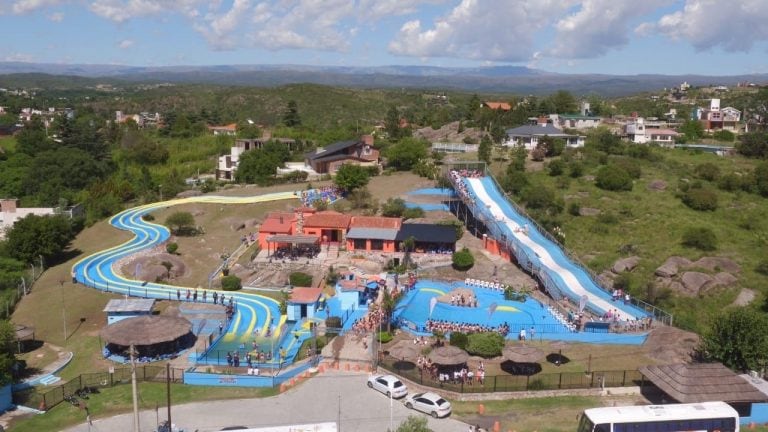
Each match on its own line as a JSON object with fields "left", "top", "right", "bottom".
{"left": 289, "top": 272, "right": 313, "bottom": 287}
{"left": 568, "top": 202, "right": 581, "bottom": 216}
{"left": 377, "top": 331, "right": 393, "bottom": 343}
{"left": 569, "top": 161, "right": 584, "bottom": 178}
{"left": 555, "top": 176, "right": 571, "bottom": 190}
{"left": 325, "top": 316, "right": 342, "bottom": 337}
{"left": 166, "top": 242, "right": 178, "bottom": 254}
{"left": 596, "top": 212, "right": 619, "bottom": 225}
{"left": 466, "top": 332, "right": 505, "bottom": 358}
{"left": 713, "top": 130, "right": 735, "bottom": 142}
{"left": 449, "top": 332, "right": 469, "bottom": 350}
{"left": 403, "top": 207, "right": 425, "bottom": 220}
{"left": 501, "top": 170, "right": 529, "bottom": 195}
{"left": 381, "top": 197, "right": 407, "bottom": 217}
{"left": 612, "top": 158, "right": 642, "bottom": 179}
{"left": 595, "top": 165, "right": 633, "bottom": 191}
{"left": 548, "top": 159, "right": 565, "bottom": 176}
{"left": 718, "top": 173, "right": 752, "bottom": 192}
{"left": 452, "top": 248, "right": 475, "bottom": 271}
{"left": 681, "top": 227, "right": 718, "bottom": 251}
{"left": 756, "top": 260, "right": 768, "bottom": 276}
{"left": 681, "top": 187, "right": 718, "bottom": 211}
{"left": 221, "top": 275, "right": 242, "bottom": 291}
{"left": 695, "top": 163, "right": 721, "bottom": 181}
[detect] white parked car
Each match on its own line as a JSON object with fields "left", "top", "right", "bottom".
{"left": 367, "top": 374, "right": 408, "bottom": 398}
{"left": 404, "top": 392, "right": 452, "bottom": 418}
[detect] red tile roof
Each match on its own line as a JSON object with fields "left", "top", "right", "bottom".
{"left": 304, "top": 211, "right": 351, "bottom": 229}
{"left": 288, "top": 286, "right": 323, "bottom": 304}
{"left": 350, "top": 216, "right": 401, "bottom": 230}
{"left": 259, "top": 212, "right": 294, "bottom": 233}
{"left": 208, "top": 123, "right": 237, "bottom": 131}
{"left": 483, "top": 101, "right": 512, "bottom": 111}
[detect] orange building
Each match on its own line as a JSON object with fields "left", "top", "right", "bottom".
{"left": 302, "top": 211, "right": 351, "bottom": 244}
{"left": 345, "top": 216, "right": 401, "bottom": 252}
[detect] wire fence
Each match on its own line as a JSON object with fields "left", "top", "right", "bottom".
{"left": 379, "top": 354, "right": 643, "bottom": 394}
{"left": 0, "top": 259, "right": 44, "bottom": 320}
{"left": 13, "top": 365, "right": 185, "bottom": 411}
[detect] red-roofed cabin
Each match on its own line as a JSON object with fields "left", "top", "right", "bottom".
{"left": 287, "top": 286, "right": 323, "bottom": 320}
{"left": 303, "top": 211, "right": 351, "bottom": 244}
{"left": 345, "top": 216, "right": 402, "bottom": 252}
{"left": 482, "top": 101, "right": 512, "bottom": 111}
{"left": 258, "top": 212, "right": 295, "bottom": 249}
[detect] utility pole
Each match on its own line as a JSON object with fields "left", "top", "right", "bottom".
{"left": 131, "top": 345, "right": 140, "bottom": 432}
{"left": 166, "top": 363, "right": 172, "bottom": 430}
{"left": 59, "top": 279, "right": 67, "bottom": 343}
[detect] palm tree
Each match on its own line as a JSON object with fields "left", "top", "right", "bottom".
{"left": 402, "top": 236, "right": 416, "bottom": 270}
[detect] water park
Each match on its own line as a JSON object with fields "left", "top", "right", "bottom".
{"left": 67, "top": 166, "right": 671, "bottom": 390}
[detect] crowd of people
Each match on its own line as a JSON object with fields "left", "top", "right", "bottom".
{"left": 352, "top": 303, "right": 386, "bottom": 335}
{"left": 449, "top": 292, "right": 477, "bottom": 307}
{"left": 449, "top": 169, "right": 483, "bottom": 201}
{"left": 176, "top": 289, "right": 234, "bottom": 308}
{"left": 425, "top": 319, "right": 510, "bottom": 337}
{"left": 415, "top": 355, "right": 486, "bottom": 386}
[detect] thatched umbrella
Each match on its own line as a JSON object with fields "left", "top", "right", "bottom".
{"left": 428, "top": 345, "right": 469, "bottom": 365}
{"left": 388, "top": 341, "right": 421, "bottom": 360}
{"left": 503, "top": 344, "right": 545, "bottom": 363}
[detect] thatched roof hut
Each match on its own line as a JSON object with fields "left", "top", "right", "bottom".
{"left": 503, "top": 345, "right": 545, "bottom": 363}
{"left": 101, "top": 315, "right": 194, "bottom": 359}
{"left": 639, "top": 363, "right": 768, "bottom": 403}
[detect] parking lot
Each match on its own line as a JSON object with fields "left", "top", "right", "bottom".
{"left": 64, "top": 371, "right": 471, "bottom": 432}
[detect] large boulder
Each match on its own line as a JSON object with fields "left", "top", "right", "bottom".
{"left": 598, "top": 271, "right": 616, "bottom": 289}
{"left": 712, "top": 272, "right": 738, "bottom": 288}
{"left": 692, "top": 257, "right": 741, "bottom": 274}
{"left": 647, "top": 180, "right": 668, "bottom": 191}
{"left": 579, "top": 207, "right": 601, "bottom": 216}
{"left": 655, "top": 262, "right": 679, "bottom": 278}
{"left": 612, "top": 256, "right": 640, "bottom": 273}
{"left": 681, "top": 272, "right": 713, "bottom": 295}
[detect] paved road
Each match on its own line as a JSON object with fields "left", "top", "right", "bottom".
{"left": 64, "top": 371, "right": 471, "bottom": 432}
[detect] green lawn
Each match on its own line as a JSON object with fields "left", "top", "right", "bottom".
{"left": 10, "top": 382, "right": 276, "bottom": 432}
{"left": 491, "top": 147, "right": 768, "bottom": 333}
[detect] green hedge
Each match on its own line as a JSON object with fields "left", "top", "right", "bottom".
{"left": 221, "top": 275, "right": 242, "bottom": 291}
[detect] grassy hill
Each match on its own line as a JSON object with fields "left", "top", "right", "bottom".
{"left": 490, "top": 147, "right": 768, "bottom": 333}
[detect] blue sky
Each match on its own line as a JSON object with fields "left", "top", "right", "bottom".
{"left": 1, "top": 0, "right": 767, "bottom": 75}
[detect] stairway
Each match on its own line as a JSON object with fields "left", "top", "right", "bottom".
{"left": 326, "top": 243, "right": 339, "bottom": 258}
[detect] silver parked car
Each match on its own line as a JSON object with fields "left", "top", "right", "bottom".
{"left": 366, "top": 374, "right": 408, "bottom": 398}
{"left": 404, "top": 392, "right": 452, "bottom": 418}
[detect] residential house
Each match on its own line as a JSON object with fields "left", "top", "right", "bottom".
{"left": 1, "top": 199, "right": 57, "bottom": 240}
{"left": 216, "top": 137, "right": 299, "bottom": 181}
{"left": 695, "top": 99, "right": 741, "bottom": 131}
{"left": 556, "top": 114, "right": 602, "bottom": 130}
{"left": 624, "top": 117, "right": 679, "bottom": 146}
{"left": 304, "top": 135, "right": 379, "bottom": 175}
{"left": 503, "top": 123, "right": 585, "bottom": 150}
{"left": 208, "top": 123, "right": 237, "bottom": 136}
{"left": 345, "top": 216, "right": 402, "bottom": 252}
{"left": 257, "top": 211, "right": 296, "bottom": 250}
{"left": 115, "top": 111, "right": 160, "bottom": 128}
{"left": 481, "top": 101, "right": 512, "bottom": 111}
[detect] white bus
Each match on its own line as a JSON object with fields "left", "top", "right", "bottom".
{"left": 578, "top": 401, "right": 739, "bottom": 432}
{"left": 215, "top": 422, "right": 337, "bottom": 432}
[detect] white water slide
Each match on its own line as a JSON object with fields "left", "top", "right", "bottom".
{"left": 466, "top": 177, "right": 642, "bottom": 320}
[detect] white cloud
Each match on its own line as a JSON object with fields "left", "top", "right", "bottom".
{"left": 389, "top": 0, "right": 577, "bottom": 62}
{"left": 88, "top": 0, "right": 201, "bottom": 23}
{"left": 118, "top": 39, "right": 134, "bottom": 49}
{"left": 3, "top": 52, "right": 35, "bottom": 62}
{"left": 47, "top": 11, "right": 63, "bottom": 21}
{"left": 549, "top": 0, "right": 672, "bottom": 59}
{"left": 649, "top": 0, "right": 768, "bottom": 52}
{"left": 356, "top": 0, "right": 443, "bottom": 21}
{"left": 194, "top": 0, "right": 251, "bottom": 50}
{"left": 9, "top": 0, "right": 59, "bottom": 14}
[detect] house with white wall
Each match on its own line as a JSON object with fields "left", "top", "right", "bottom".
{"left": 503, "top": 123, "right": 585, "bottom": 150}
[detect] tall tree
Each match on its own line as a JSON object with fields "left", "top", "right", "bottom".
{"left": 16, "top": 116, "right": 54, "bottom": 156}
{"left": 282, "top": 100, "right": 302, "bottom": 127}
{"left": 5, "top": 214, "right": 74, "bottom": 263}
{"left": 385, "top": 105, "right": 401, "bottom": 141}
{"left": 549, "top": 90, "right": 578, "bottom": 114}
{"left": 386, "top": 138, "right": 429, "bottom": 171}
{"left": 333, "top": 164, "right": 370, "bottom": 192}
{"left": 478, "top": 134, "right": 492, "bottom": 165}
{"left": 701, "top": 307, "right": 768, "bottom": 372}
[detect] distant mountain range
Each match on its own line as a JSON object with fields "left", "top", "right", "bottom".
{"left": 0, "top": 62, "right": 766, "bottom": 96}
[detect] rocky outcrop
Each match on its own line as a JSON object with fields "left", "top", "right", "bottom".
{"left": 612, "top": 256, "right": 640, "bottom": 273}
{"left": 681, "top": 272, "right": 713, "bottom": 295}
{"left": 579, "top": 207, "right": 601, "bottom": 216}
{"left": 691, "top": 257, "right": 741, "bottom": 274}
{"left": 647, "top": 180, "right": 667, "bottom": 191}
